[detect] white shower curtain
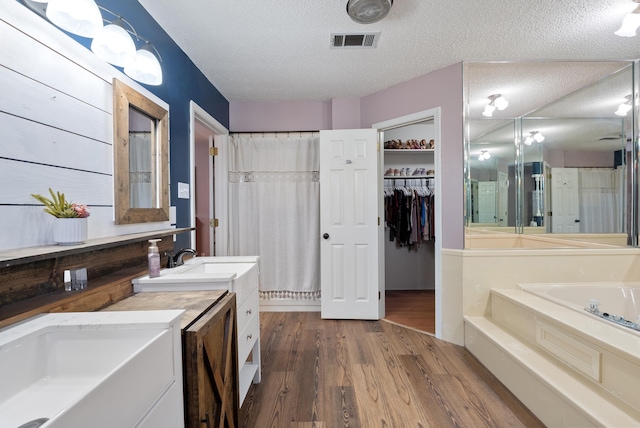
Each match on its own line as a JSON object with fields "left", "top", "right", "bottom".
{"left": 578, "top": 167, "right": 624, "bottom": 233}
{"left": 228, "top": 132, "right": 320, "bottom": 299}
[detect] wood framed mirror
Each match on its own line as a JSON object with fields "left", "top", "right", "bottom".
{"left": 113, "top": 78, "right": 169, "bottom": 224}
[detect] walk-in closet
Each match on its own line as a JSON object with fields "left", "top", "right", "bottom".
{"left": 382, "top": 121, "right": 436, "bottom": 333}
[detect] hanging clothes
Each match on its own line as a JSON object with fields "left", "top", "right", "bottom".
{"left": 383, "top": 178, "right": 435, "bottom": 251}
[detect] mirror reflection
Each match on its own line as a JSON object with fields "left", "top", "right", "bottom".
{"left": 465, "top": 61, "right": 634, "bottom": 246}
{"left": 113, "top": 79, "right": 169, "bottom": 225}
{"left": 129, "top": 107, "right": 155, "bottom": 209}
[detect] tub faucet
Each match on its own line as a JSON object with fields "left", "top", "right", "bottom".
{"left": 165, "top": 248, "right": 197, "bottom": 268}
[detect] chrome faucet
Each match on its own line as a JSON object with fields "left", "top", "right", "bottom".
{"left": 165, "top": 248, "right": 197, "bottom": 268}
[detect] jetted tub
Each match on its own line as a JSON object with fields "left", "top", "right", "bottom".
{"left": 521, "top": 282, "right": 640, "bottom": 333}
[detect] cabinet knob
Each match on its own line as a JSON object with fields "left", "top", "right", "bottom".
{"left": 323, "top": 233, "right": 329, "bottom": 239}
{"left": 247, "top": 334, "right": 252, "bottom": 340}
{"left": 246, "top": 309, "right": 252, "bottom": 315}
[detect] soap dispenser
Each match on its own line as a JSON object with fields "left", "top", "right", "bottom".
{"left": 148, "top": 239, "right": 161, "bottom": 278}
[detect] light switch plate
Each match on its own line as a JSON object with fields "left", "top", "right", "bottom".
{"left": 178, "top": 182, "right": 190, "bottom": 199}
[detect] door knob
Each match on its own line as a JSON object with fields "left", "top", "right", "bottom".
{"left": 323, "top": 233, "right": 330, "bottom": 239}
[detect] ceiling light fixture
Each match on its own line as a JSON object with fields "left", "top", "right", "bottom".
{"left": 524, "top": 131, "right": 545, "bottom": 146}
{"left": 482, "top": 94, "right": 508, "bottom": 117}
{"left": 346, "top": 0, "right": 393, "bottom": 24}
{"left": 21, "top": 0, "right": 163, "bottom": 86}
{"left": 615, "top": 0, "right": 640, "bottom": 37}
{"left": 615, "top": 95, "right": 633, "bottom": 116}
{"left": 478, "top": 150, "right": 491, "bottom": 161}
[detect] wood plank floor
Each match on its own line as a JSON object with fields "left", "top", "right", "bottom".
{"left": 384, "top": 290, "right": 435, "bottom": 334}
{"left": 240, "top": 312, "right": 543, "bottom": 427}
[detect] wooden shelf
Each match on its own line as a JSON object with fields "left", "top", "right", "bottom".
{"left": 0, "top": 264, "right": 147, "bottom": 329}
{"left": 0, "top": 228, "right": 192, "bottom": 268}
{"left": 384, "top": 149, "right": 434, "bottom": 153}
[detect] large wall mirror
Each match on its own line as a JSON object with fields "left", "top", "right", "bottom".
{"left": 113, "top": 79, "right": 169, "bottom": 224}
{"left": 465, "top": 61, "right": 636, "bottom": 247}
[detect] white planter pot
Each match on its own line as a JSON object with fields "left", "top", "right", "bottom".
{"left": 53, "top": 218, "right": 88, "bottom": 245}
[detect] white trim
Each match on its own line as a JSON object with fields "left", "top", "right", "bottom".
{"left": 260, "top": 299, "right": 321, "bottom": 312}
{"left": 372, "top": 107, "right": 443, "bottom": 340}
{"left": 189, "top": 101, "right": 229, "bottom": 255}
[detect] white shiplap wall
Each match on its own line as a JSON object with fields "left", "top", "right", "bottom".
{"left": 0, "top": 2, "right": 171, "bottom": 251}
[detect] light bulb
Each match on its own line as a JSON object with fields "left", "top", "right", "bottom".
{"left": 91, "top": 19, "right": 136, "bottom": 67}
{"left": 46, "top": 0, "right": 103, "bottom": 38}
{"left": 615, "top": 10, "right": 640, "bottom": 37}
{"left": 494, "top": 95, "right": 509, "bottom": 111}
{"left": 483, "top": 151, "right": 491, "bottom": 159}
{"left": 524, "top": 136, "right": 533, "bottom": 146}
{"left": 124, "top": 44, "right": 163, "bottom": 86}
{"left": 615, "top": 102, "right": 633, "bottom": 116}
{"left": 533, "top": 132, "right": 545, "bottom": 143}
{"left": 482, "top": 104, "right": 495, "bottom": 117}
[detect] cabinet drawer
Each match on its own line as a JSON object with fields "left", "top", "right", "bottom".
{"left": 238, "top": 313, "right": 259, "bottom": 364}
{"left": 237, "top": 289, "right": 258, "bottom": 333}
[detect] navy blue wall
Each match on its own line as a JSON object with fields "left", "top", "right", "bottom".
{"left": 23, "top": 0, "right": 229, "bottom": 250}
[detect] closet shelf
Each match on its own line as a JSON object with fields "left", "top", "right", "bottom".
{"left": 384, "top": 149, "right": 434, "bottom": 154}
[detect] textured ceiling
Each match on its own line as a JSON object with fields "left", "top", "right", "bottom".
{"left": 139, "top": 0, "right": 640, "bottom": 103}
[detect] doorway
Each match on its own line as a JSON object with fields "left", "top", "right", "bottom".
{"left": 373, "top": 108, "right": 442, "bottom": 336}
{"left": 189, "top": 101, "right": 229, "bottom": 256}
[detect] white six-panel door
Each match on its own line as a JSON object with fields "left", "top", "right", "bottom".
{"left": 551, "top": 167, "right": 580, "bottom": 233}
{"left": 320, "top": 129, "right": 380, "bottom": 320}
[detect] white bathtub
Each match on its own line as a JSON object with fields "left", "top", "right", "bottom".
{"left": 521, "top": 282, "right": 640, "bottom": 333}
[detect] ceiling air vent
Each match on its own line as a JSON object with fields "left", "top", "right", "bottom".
{"left": 331, "top": 32, "right": 380, "bottom": 49}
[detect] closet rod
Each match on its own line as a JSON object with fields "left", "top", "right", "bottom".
{"left": 230, "top": 131, "right": 319, "bottom": 135}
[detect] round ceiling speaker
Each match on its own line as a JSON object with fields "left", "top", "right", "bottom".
{"left": 346, "top": 0, "right": 393, "bottom": 24}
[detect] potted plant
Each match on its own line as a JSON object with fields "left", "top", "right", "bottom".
{"left": 31, "top": 188, "right": 90, "bottom": 245}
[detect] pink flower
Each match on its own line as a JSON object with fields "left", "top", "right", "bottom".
{"left": 72, "top": 203, "right": 90, "bottom": 218}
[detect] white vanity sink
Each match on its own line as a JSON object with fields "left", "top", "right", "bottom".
{"left": 0, "top": 311, "right": 184, "bottom": 428}
{"left": 132, "top": 256, "right": 259, "bottom": 303}
{"left": 131, "top": 256, "right": 262, "bottom": 405}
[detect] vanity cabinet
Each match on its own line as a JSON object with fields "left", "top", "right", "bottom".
{"left": 234, "top": 265, "right": 261, "bottom": 405}
{"left": 104, "top": 290, "right": 238, "bottom": 428}
{"left": 131, "top": 256, "right": 262, "bottom": 407}
{"left": 183, "top": 293, "right": 238, "bottom": 428}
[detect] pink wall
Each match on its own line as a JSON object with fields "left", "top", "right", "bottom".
{"left": 331, "top": 98, "right": 361, "bottom": 129}
{"left": 229, "top": 63, "right": 465, "bottom": 249}
{"left": 360, "top": 63, "right": 464, "bottom": 249}
{"left": 229, "top": 100, "right": 332, "bottom": 132}
{"left": 547, "top": 149, "right": 614, "bottom": 168}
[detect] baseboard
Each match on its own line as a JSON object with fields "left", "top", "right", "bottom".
{"left": 259, "top": 298, "right": 320, "bottom": 312}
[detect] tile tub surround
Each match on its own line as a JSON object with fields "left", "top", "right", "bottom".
{"left": 465, "top": 288, "right": 640, "bottom": 427}
{"left": 464, "top": 232, "right": 622, "bottom": 249}
{"left": 0, "top": 310, "right": 185, "bottom": 428}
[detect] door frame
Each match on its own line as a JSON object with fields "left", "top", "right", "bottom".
{"left": 373, "top": 107, "right": 443, "bottom": 339}
{"left": 189, "top": 101, "right": 229, "bottom": 255}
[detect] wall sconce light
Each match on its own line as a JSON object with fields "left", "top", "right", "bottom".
{"left": 124, "top": 42, "right": 164, "bottom": 86}
{"left": 615, "top": 95, "right": 633, "bottom": 116}
{"left": 90, "top": 17, "right": 136, "bottom": 67}
{"left": 46, "top": 0, "right": 103, "bottom": 38}
{"left": 478, "top": 150, "right": 491, "bottom": 161}
{"left": 22, "top": 0, "right": 163, "bottom": 86}
{"left": 615, "top": 0, "right": 640, "bottom": 37}
{"left": 524, "top": 131, "right": 545, "bottom": 146}
{"left": 482, "top": 94, "right": 509, "bottom": 117}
